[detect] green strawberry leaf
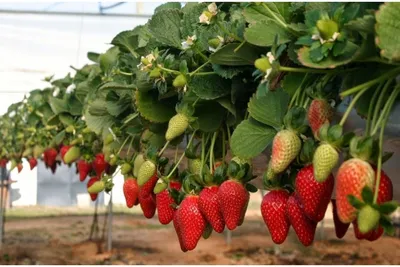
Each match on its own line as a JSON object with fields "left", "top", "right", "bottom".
{"left": 377, "top": 201, "right": 399, "bottom": 215}
{"left": 194, "top": 101, "right": 226, "bottom": 132}
{"left": 375, "top": 3, "right": 400, "bottom": 61}
{"left": 344, "top": 15, "right": 375, "bottom": 39}
{"left": 148, "top": 9, "right": 182, "bottom": 49}
{"left": 154, "top": 2, "right": 181, "bottom": 13}
{"left": 380, "top": 215, "right": 395, "bottom": 236}
{"left": 244, "top": 19, "right": 292, "bottom": 47}
{"left": 347, "top": 194, "right": 365, "bottom": 209}
{"left": 212, "top": 64, "right": 244, "bottom": 79}
{"left": 181, "top": 3, "right": 207, "bottom": 38}
{"left": 111, "top": 30, "right": 139, "bottom": 57}
{"left": 231, "top": 119, "right": 277, "bottom": 159}
{"left": 361, "top": 186, "right": 374, "bottom": 204}
{"left": 99, "top": 46, "right": 120, "bottom": 73}
{"left": 327, "top": 125, "right": 343, "bottom": 143}
{"left": 281, "top": 73, "right": 307, "bottom": 97}
{"left": 48, "top": 97, "right": 69, "bottom": 115}
{"left": 87, "top": 52, "right": 100, "bottom": 63}
{"left": 84, "top": 109, "right": 115, "bottom": 136}
{"left": 99, "top": 82, "right": 136, "bottom": 91}
{"left": 248, "top": 89, "right": 290, "bottom": 129}
{"left": 135, "top": 91, "right": 176, "bottom": 123}
{"left": 210, "top": 43, "right": 263, "bottom": 66}
{"left": 189, "top": 75, "right": 231, "bottom": 100}
{"left": 243, "top": 3, "right": 290, "bottom": 24}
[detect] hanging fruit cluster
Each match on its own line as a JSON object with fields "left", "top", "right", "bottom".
{"left": 0, "top": 2, "right": 399, "bottom": 251}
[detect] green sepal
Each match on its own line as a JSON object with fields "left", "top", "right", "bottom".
{"left": 245, "top": 183, "right": 258, "bottom": 193}
{"left": 283, "top": 106, "right": 307, "bottom": 133}
{"left": 377, "top": 201, "right": 399, "bottom": 215}
{"left": 347, "top": 194, "right": 365, "bottom": 209}
{"left": 154, "top": 181, "right": 168, "bottom": 194}
{"left": 380, "top": 215, "right": 395, "bottom": 236}
{"left": 361, "top": 186, "right": 374, "bottom": 205}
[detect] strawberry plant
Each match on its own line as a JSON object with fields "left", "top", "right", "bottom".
{"left": 1, "top": 2, "right": 400, "bottom": 250}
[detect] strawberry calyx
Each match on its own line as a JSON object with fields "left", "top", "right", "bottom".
{"left": 283, "top": 106, "right": 308, "bottom": 135}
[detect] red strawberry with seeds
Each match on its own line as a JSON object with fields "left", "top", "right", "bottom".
{"left": 156, "top": 181, "right": 181, "bottom": 225}
{"left": 92, "top": 153, "right": 107, "bottom": 177}
{"left": 87, "top": 177, "right": 100, "bottom": 201}
{"left": 123, "top": 178, "right": 139, "bottom": 208}
{"left": 199, "top": 185, "right": 225, "bottom": 233}
{"left": 307, "top": 98, "right": 333, "bottom": 138}
{"left": 295, "top": 165, "right": 334, "bottom": 222}
{"left": 178, "top": 195, "right": 206, "bottom": 251}
{"left": 331, "top": 199, "right": 350, "bottom": 239}
{"left": 335, "top": 158, "right": 374, "bottom": 223}
{"left": 44, "top": 148, "right": 58, "bottom": 167}
{"left": 139, "top": 193, "right": 156, "bottom": 219}
{"left": 140, "top": 173, "right": 159, "bottom": 196}
{"left": 218, "top": 179, "right": 250, "bottom": 231}
{"left": 77, "top": 159, "right": 92, "bottom": 182}
{"left": 29, "top": 158, "right": 37, "bottom": 170}
{"left": 286, "top": 195, "right": 317, "bottom": 246}
{"left": 60, "top": 145, "right": 71, "bottom": 163}
{"left": 173, "top": 208, "right": 187, "bottom": 252}
{"left": 261, "top": 190, "right": 290, "bottom": 244}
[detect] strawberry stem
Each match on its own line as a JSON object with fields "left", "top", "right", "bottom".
{"left": 289, "top": 74, "right": 308, "bottom": 108}
{"left": 279, "top": 66, "right": 356, "bottom": 74}
{"left": 340, "top": 67, "right": 400, "bottom": 97}
{"left": 166, "top": 131, "right": 197, "bottom": 179}
{"left": 371, "top": 79, "right": 393, "bottom": 135}
{"left": 126, "top": 137, "right": 134, "bottom": 159}
{"left": 174, "top": 146, "right": 179, "bottom": 164}
{"left": 222, "top": 128, "right": 226, "bottom": 163}
{"left": 158, "top": 140, "right": 170, "bottom": 157}
{"left": 373, "top": 86, "right": 400, "bottom": 203}
{"left": 209, "top": 132, "right": 218, "bottom": 170}
{"left": 339, "top": 86, "right": 371, "bottom": 127}
{"left": 189, "top": 60, "right": 210, "bottom": 76}
{"left": 366, "top": 81, "right": 385, "bottom": 136}
{"left": 117, "top": 136, "right": 131, "bottom": 156}
{"left": 157, "top": 65, "right": 181, "bottom": 75}
{"left": 371, "top": 86, "right": 400, "bottom": 136}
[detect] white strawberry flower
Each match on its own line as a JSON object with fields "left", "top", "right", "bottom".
{"left": 181, "top": 35, "right": 197, "bottom": 50}
{"left": 145, "top": 53, "right": 156, "bottom": 63}
{"left": 266, "top": 52, "right": 275, "bottom": 64}
{"left": 199, "top": 13, "right": 210, "bottom": 25}
{"left": 208, "top": 2, "right": 218, "bottom": 15}
{"left": 312, "top": 32, "right": 340, "bottom": 44}
{"left": 9, "top": 111, "right": 16, "bottom": 118}
{"left": 66, "top": 84, "right": 76, "bottom": 94}
{"left": 52, "top": 87, "right": 60, "bottom": 97}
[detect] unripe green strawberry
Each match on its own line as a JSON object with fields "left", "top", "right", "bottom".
{"left": 87, "top": 180, "right": 105, "bottom": 194}
{"left": 109, "top": 155, "right": 117, "bottom": 166}
{"left": 153, "top": 182, "right": 168, "bottom": 194}
{"left": 137, "top": 160, "right": 156, "bottom": 186}
{"left": 65, "top": 125, "right": 75, "bottom": 133}
{"left": 208, "top": 38, "right": 221, "bottom": 49}
{"left": 254, "top": 58, "right": 271, "bottom": 72}
{"left": 335, "top": 158, "right": 374, "bottom": 223}
{"left": 172, "top": 74, "right": 187, "bottom": 88}
{"left": 121, "top": 163, "right": 132, "bottom": 175}
{"left": 165, "top": 113, "right": 189, "bottom": 141}
{"left": 63, "top": 146, "right": 81, "bottom": 164}
{"left": 270, "top": 130, "right": 301, "bottom": 174}
{"left": 104, "top": 133, "right": 114, "bottom": 145}
{"left": 189, "top": 158, "right": 202, "bottom": 174}
{"left": 316, "top": 19, "right": 339, "bottom": 40}
{"left": 313, "top": 143, "right": 339, "bottom": 182}
{"left": 33, "top": 145, "right": 44, "bottom": 159}
{"left": 357, "top": 205, "right": 380, "bottom": 234}
{"left": 149, "top": 68, "right": 161, "bottom": 78}
{"left": 133, "top": 154, "right": 145, "bottom": 177}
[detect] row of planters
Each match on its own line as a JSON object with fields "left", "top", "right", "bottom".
{"left": 1, "top": 2, "right": 400, "bottom": 252}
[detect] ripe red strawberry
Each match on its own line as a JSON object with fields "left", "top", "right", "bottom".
{"left": 50, "top": 163, "right": 57, "bottom": 174}
{"left": 270, "top": 130, "right": 301, "bottom": 174}
{"left": 17, "top": 163, "right": 23, "bottom": 173}
{"left": 352, "top": 220, "right": 383, "bottom": 241}
{"left": 286, "top": 195, "right": 317, "bottom": 246}
{"left": 44, "top": 148, "right": 58, "bottom": 167}
{"left": 331, "top": 199, "right": 350, "bottom": 239}
{"left": 295, "top": 165, "right": 334, "bottom": 222}
{"left": 0, "top": 158, "right": 8, "bottom": 168}
{"left": 60, "top": 145, "right": 72, "bottom": 163}
{"left": 199, "top": 185, "right": 225, "bottom": 233}
{"left": 307, "top": 98, "right": 333, "bottom": 137}
{"left": 173, "top": 208, "right": 187, "bottom": 252}
{"left": 29, "top": 158, "right": 37, "bottom": 170}
{"left": 123, "top": 178, "right": 139, "bottom": 208}
{"left": 261, "top": 190, "right": 290, "bottom": 244}
{"left": 87, "top": 177, "right": 100, "bottom": 201}
{"left": 218, "top": 179, "right": 250, "bottom": 231}
{"left": 156, "top": 181, "right": 181, "bottom": 225}
{"left": 178, "top": 195, "right": 206, "bottom": 251}
{"left": 77, "top": 159, "right": 92, "bottom": 182}
{"left": 138, "top": 174, "right": 158, "bottom": 219}
{"left": 92, "top": 153, "right": 107, "bottom": 177}
{"left": 353, "top": 220, "right": 371, "bottom": 240}
{"left": 140, "top": 173, "right": 159, "bottom": 196}
{"left": 335, "top": 158, "right": 374, "bottom": 223}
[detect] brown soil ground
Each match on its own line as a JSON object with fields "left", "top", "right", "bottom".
{"left": 1, "top": 213, "right": 400, "bottom": 265}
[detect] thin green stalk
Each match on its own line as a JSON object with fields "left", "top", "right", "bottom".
{"left": 366, "top": 82, "right": 384, "bottom": 136}
{"left": 339, "top": 86, "right": 371, "bottom": 126}
{"left": 373, "top": 86, "right": 400, "bottom": 203}
{"left": 340, "top": 67, "right": 400, "bottom": 97}
{"left": 303, "top": 97, "right": 311, "bottom": 109}
{"left": 371, "top": 86, "right": 400, "bottom": 136}
{"left": 279, "top": 66, "right": 356, "bottom": 74}
{"left": 200, "top": 133, "right": 206, "bottom": 176}
{"left": 209, "top": 132, "right": 218, "bottom": 170}
{"left": 371, "top": 79, "right": 392, "bottom": 133}
{"left": 117, "top": 136, "right": 131, "bottom": 156}
{"left": 289, "top": 74, "right": 308, "bottom": 108}
{"left": 189, "top": 60, "right": 211, "bottom": 76}
{"left": 226, "top": 124, "right": 232, "bottom": 147}
{"left": 158, "top": 140, "right": 170, "bottom": 157}
{"left": 192, "top": 72, "right": 216, "bottom": 76}
{"left": 157, "top": 65, "right": 181, "bottom": 75}
{"left": 192, "top": 97, "right": 200, "bottom": 107}
{"left": 262, "top": 3, "right": 288, "bottom": 30}
{"left": 222, "top": 128, "right": 226, "bottom": 162}
{"left": 193, "top": 47, "right": 208, "bottom": 62}
{"left": 166, "top": 131, "right": 197, "bottom": 179}
{"left": 233, "top": 40, "right": 246, "bottom": 53}
{"left": 174, "top": 146, "right": 178, "bottom": 164}
{"left": 118, "top": 70, "right": 133, "bottom": 76}
{"left": 126, "top": 136, "right": 134, "bottom": 158}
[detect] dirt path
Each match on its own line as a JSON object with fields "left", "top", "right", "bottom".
{"left": 1, "top": 214, "right": 400, "bottom": 265}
